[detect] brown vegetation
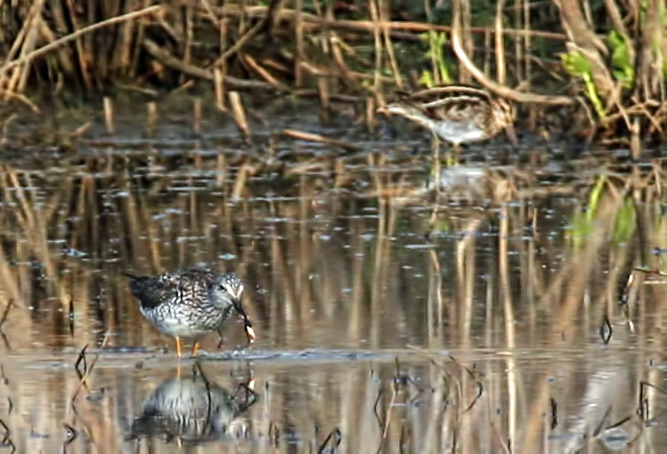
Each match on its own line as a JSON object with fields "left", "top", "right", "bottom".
{"left": 0, "top": 0, "right": 665, "bottom": 151}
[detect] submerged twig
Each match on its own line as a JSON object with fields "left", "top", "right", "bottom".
{"left": 317, "top": 427, "right": 342, "bottom": 454}
{"left": 71, "top": 332, "right": 111, "bottom": 403}
{"left": 0, "top": 300, "right": 13, "bottom": 331}
{"left": 282, "top": 129, "right": 363, "bottom": 152}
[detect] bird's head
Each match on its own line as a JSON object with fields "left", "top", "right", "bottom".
{"left": 211, "top": 273, "right": 244, "bottom": 310}
{"left": 379, "top": 101, "right": 428, "bottom": 123}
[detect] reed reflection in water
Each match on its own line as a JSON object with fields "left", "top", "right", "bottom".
{"left": 0, "top": 152, "right": 664, "bottom": 452}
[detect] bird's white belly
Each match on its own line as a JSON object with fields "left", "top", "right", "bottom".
{"left": 433, "top": 122, "right": 487, "bottom": 144}
{"left": 141, "top": 306, "right": 221, "bottom": 338}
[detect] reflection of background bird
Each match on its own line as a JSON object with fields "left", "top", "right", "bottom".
{"left": 125, "top": 268, "right": 254, "bottom": 357}
{"left": 129, "top": 365, "right": 257, "bottom": 444}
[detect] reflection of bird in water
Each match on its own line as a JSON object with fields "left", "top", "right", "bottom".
{"left": 129, "top": 364, "right": 257, "bottom": 444}
{"left": 124, "top": 268, "right": 255, "bottom": 357}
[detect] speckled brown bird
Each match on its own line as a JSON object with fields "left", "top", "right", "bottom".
{"left": 381, "top": 84, "right": 517, "bottom": 147}
{"left": 125, "top": 268, "right": 255, "bottom": 357}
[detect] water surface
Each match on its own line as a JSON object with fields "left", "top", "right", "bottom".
{"left": 0, "top": 115, "right": 665, "bottom": 453}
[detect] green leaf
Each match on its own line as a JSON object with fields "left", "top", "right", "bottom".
{"left": 561, "top": 51, "right": 606, "bottom": 118}
{"left": 423, "top": 31, "right": 451, "bottom": 84}
{"left": 608, "top": 30, "right": 634, "bottom": 87}
{"left": 419, "top": 70, "right": 435, "bottom": 88}
{"left": 561, "top": 51, "right": 592, "bottom": 77}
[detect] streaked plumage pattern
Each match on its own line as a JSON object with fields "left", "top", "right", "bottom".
{"left": 126, "top": 268, "right": 251, "bottom": 355}
{"left": 129, "top": 369, "right": 256, "bottom": 443}
{"left": 382, "top": 85, "right": 516, "bottom": 145}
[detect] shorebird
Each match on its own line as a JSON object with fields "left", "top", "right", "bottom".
{"left": 379, "top": 84, "right": 517, "bottom": 183}
{"left": 380, "top": 84, "right": 517, "bottom": 148}
{"left": 125, "top": 268, "right": 255, "bottom": 357}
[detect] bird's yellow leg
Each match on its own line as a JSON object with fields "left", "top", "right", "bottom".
{"left": 430, "top": 136, "right": 441, "bottom": 187}
{"left": 175, "top": 336, "right": 182, "bottom": 358}
{"left": 191, "top": 341, "right": 200, "bottom": 355}
{"left": 445, "top": 143, "right": 459, "bottom": 167}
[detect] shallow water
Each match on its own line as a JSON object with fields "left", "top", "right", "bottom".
{"left": 0, "top": 114, "right": 665, "bottom": 453}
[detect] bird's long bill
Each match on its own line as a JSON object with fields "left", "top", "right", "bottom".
{"left": 232, "top": 299, "right": 256, "bottom": 343}
{"left": 505, "top": 123, "right": 518, "bottom": 146}
{"left": 376, "top": 105, "right": 391, "bottom": 115}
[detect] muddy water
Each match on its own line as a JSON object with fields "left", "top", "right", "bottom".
{"left": 0, "top": 124, "right": 665, "bottom": 453}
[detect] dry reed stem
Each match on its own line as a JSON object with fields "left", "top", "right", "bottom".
{"left": 193, "top": 97, "right": 201, "bottom": 134}
{"left": 0, "top": 300, "right": 13, "bottom": 331}
{"left": 228, "top": 91, "right": 251, "bottom": 142}
{"left": 494, "top": 0, "right": 508, "bottom": 84}
{"left": 2, "top": 0, "right": 45, "bottom": 93}
{"left": 0, "top": 5, "right": 162, "bottom": 77}
{"left": 451, "top": 0, "right": 574, "bottom": 105}
{"left": 69, "top": 121, "right": 92, "bottom": 138}
{"left": 369, "top": 0, "right": 383, "bottom": 103}
{"left": 377, "top": 0, "right": 402, "bottom": 89}
{"left": 212, "top": 5, "right": 568, "bottom": 41}
{"left": 329, "top": 35, "right": 357, "bottom": 89}
{"left": 213, "top": 67, "right": 225, "bottom": 111}
{"left": 63, "top": 0, "right": 91, "bottom": 91}
{"left": 0, "top": 89, "right": 40, "bottom": 113}
{"left": 145, "top": 101, "right": 157, "bottom": 137}
{"left": 143, "top": 38, "right": 279, "bottom": 92}
{"left": 103, "top": 97, "right": 114, "bottom": 135}
{"left": 209, "top": 0, "right": 274, "bottom": 68}
{"left": 231, "top": 162, "right": 254, "bottom": 200}
{"left": 242, "top": 54, "right": 287, "bottom": 90}
{"left": 294, "top": 0, "right": 304, "bottom": 87}
{"left": 70, "top": 332, "right": 110, "bottom": 404}
{"left": 282, "top": 129, "right": 362, "bottom": 151}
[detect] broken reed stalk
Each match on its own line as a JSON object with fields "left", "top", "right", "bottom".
{"left": 0, "top": 300, "right": 13, "bottom": 331}
{"left": 242, "top": 54, "right": 286, "bottom": 90}
{"left": 282, "top": 129, "right": 362, "bottom": 152}
{"left": 193, "top": 97, "right": 202, "bottom": 134}
{"left": 103, "top": 97, "right": 114, "bottom": 135}
{"left": 0, "top": 89, "right": 39, "bottom": 113}
{"left": 71, "top": 332, "right": 111, "bottom": 404}
{"left": 214, "top": 68, "right": 225, "bottom": 111}
{"left": 145, "top": 101, "right": 157, "bottom": 137}
{"left": 69, "top": 121, "right": 92, "bottom": 139}
{"left": 231, "top": 161, "right": 254, "bottom": 200}
{"left": 228, "top": 91, "right": 251, "bottom": 142}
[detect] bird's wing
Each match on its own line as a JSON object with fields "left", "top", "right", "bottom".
{"left": 429, "top": 97, "right": 489, "bottom": 122}
{"left": 128, "top": 275, "right": 181, "bottom": 310}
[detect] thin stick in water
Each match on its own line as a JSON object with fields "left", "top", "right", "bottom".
{"left": 228, "top": 91, "right": 251, "bottom": 143}
{"left": 103, "top": 97, "right": 114, "bottom": 135}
